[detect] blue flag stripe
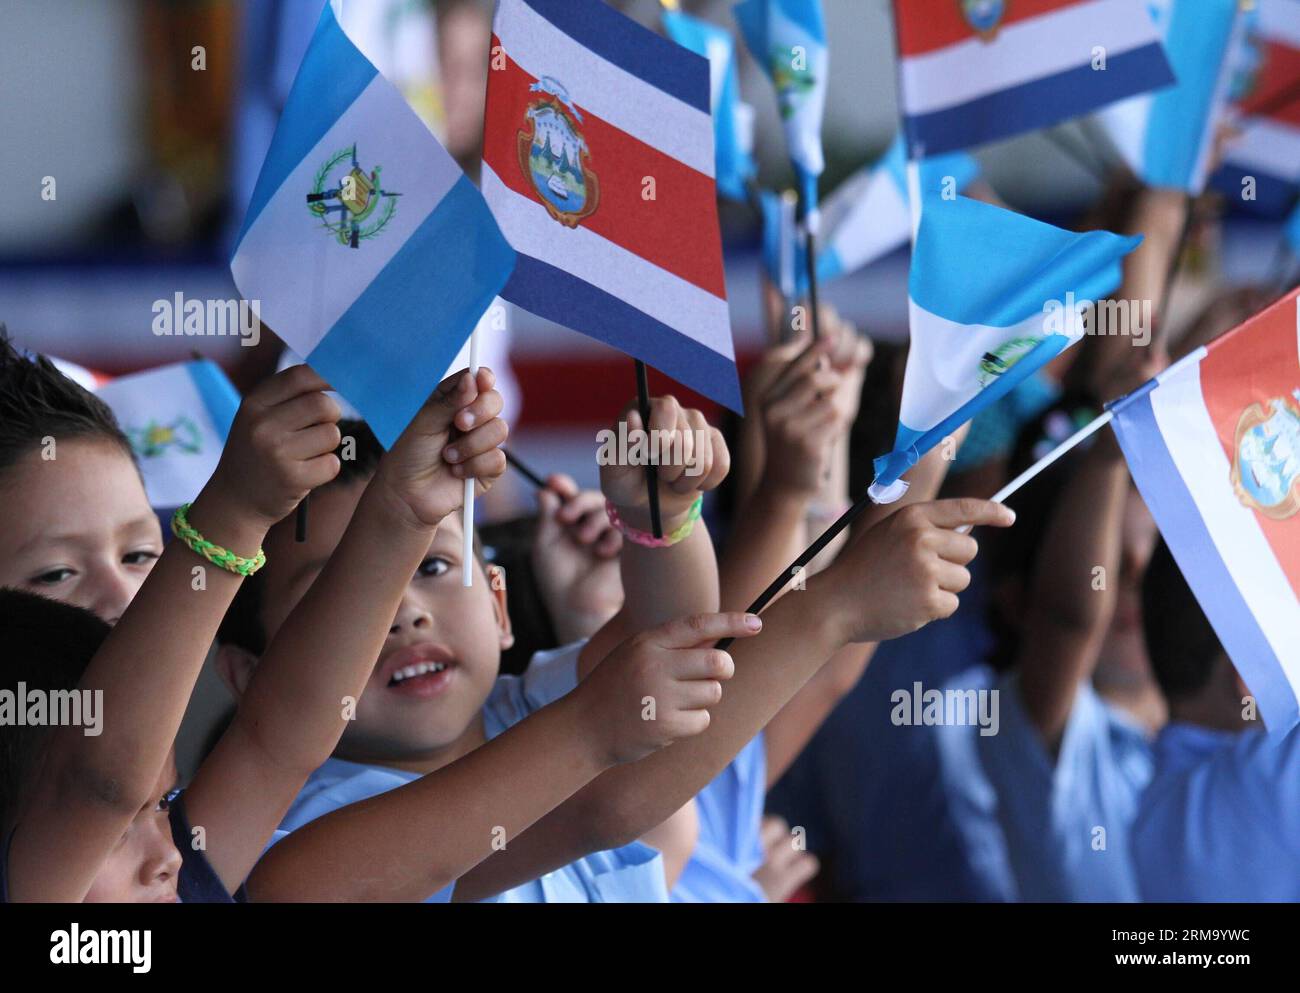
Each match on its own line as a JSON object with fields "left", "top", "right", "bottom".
{"left": 306, "top": 176, "right": 516, "bottom": 448}
{"left": 520, "top": 0, "right": 709, "bottom": 113}
{"left": 904, "top": 42, "right": 1172, "bottom": 157}
{"left": 186, "top": 360, "right": 241, "bottom": 441}
{"left": 234, "top": 2, "right": 377, "bottom": 251}
{"left": 503, "top": 253, "right": 743, "bottom": 415}
{"left": 1112, "top": 389, "right": 1295, "bottom": 730}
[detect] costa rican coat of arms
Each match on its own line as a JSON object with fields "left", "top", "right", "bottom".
{"left": 961, "top": 0, "right": 1006, "bottom": 41}
{"left": 518, "top": 78, "right": 599, "bottom": 228}
{"left": 1231, "top": 391, "right": 1300, "bottom": 520}
{"left": 306, "top": 143, "right": 402, "bottom": 249}
{"left": 128, "top": 417, "right": 202, "bottom": 459}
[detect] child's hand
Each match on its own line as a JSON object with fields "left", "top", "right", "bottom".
{"left": 819, "top": 499, "right": 1015, "bottom": 644}
{"left": 533, "top": 473, "right": 625, "bottom": 643}
{"left": 376, "top": 367, "right": 508, "bottom": 530}
{"left": 575, "top": 611, "right": 762, "bottom": 765}
{"left": 599, "top": 396, "right": 730, "bottom": 530}
{"left": 207, "top": 365, "right": 343, "bottom": 527}
{"left": 758, "top": 341, "right": 847, "bottom": 498}
{"left": 751, "top": 815, "right": 820, "bottom": 902}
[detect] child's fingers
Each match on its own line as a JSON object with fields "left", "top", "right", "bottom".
{"left": 253, "top": 364, "right": 333, "bottom": 407}
{"left": 455, "top": 386, "right": 503, "bottom": 432}
{"left": 573, "top": 505, "right": 613, "bottom": 546}
{"left": 935, "top": 561, "right": 972, "bottom": 594}
{"left": 594, "top": 526, "right": 623, "bottom": 558}
{"left": 272, "top": 391, "right": 343, "bottom": 433}
{"left": 444, "top": 417, "right": 509, "bottom": 464}
{"left": 933, "top": 530, "right": 980, "bottom": 567}
{"left": 760, "top": 816, "right": 791, "bottom": 850}
{"left": 647, "top": 394, "right": 681, "bottom": 439}
{"left": 451, "top": 448, "right": 507, "bottom": 481}
{"left": 558, "top": 490, "right": 605, "bottom": 532}
{"left": 672, "top": 647, "right": 736, "bottom": 682}
{"left": 676, "top": 679, "right": 724, "bottom": 711}
{"left": 649, "top": 612, "right": 762, "bottom": 650}
{"left": 545, "top": 473, "right": 581, "bottom": 502}
{"left": 475, "top": 366, "right": 497, "bottom": 394}
{"left": 700, "top": 427, "right": 730, "bottom": 493}
{"left": 298, "top": 452, "right": 342, "bottom": 490}
{"left": 282, "top": 422, "right": 343, "bottom": 461}
{"left": 919, "top": 498, "right": 1016, "bottom": 532}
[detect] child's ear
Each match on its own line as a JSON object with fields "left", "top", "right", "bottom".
{"left": 488, "top": 565, "right": 515, "bottom": 651}
{"left": 214, "top": 643, "right": 259, "bottom": 701}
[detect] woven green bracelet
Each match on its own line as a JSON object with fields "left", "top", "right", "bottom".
{"left": 171, "top": 503, "right": 267, "bottom": 577}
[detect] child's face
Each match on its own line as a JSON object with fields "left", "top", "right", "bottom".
{"left": 257, "top": 479, "right": 510, "bottom": 762}
{"left": 83, "top": 750, "right": 182, "bottom": 903}
{"left": 0, "top": 439, "right": 161, "bottom": 623}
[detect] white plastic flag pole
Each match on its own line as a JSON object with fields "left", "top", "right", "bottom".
{"left": 956, "top": 409, "right": 1115, "bottom": 534}
{"left": 462, "top": 328, "right": 479, "bottom": 587}
{"left": 906, "top": 157, "right": 922, "bottom": 242}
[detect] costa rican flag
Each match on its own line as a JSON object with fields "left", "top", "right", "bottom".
{"left": 1214, "top": 0, "right": 1300, "bottom": 215}
{"left": 95, "top": 361, "right": 242, "bottom": 511}
{"left": 892, "top": 0, "right": 1174, "bottom": 157}
{"left": 483, "top": 0, "right": 741, "bottom": 413}
{"left": 1111, "top": 290, "right": 1300, "bottom": 731}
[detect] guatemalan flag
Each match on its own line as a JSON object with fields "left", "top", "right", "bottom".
{"left": 662, "top": 6, "right": 758, "bottom": 204}
{"left": 869, "top": 196, "right": 1141, "bottom": 502}
{"left": 231, "top": 0, "right": 516, "bottom": 447}
{"left": 1213, "top": 0, "right": 1300, "bottom": 216}
{"left": 95, "top": 361, "right": 241, "bottom": 510}
{"left": 483, "top": 0, "right": 741, "bottom": 413}
{"left": 1110, "top": 290, "right": 1300, "bottom": 730}
{"left": 893, "top": 0, "right": 1175, "bottom": 157}
{"left": 1094, "top": 0, "right": 1246, "bottom": 194}
{"left": 734, "top": 0, "right": 828, "bottom": 216}
{"left": 817, "top": 136, "right": 981, "bottom": 284}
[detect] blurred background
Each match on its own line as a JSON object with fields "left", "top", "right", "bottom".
{"left": 0, "top": 0, "right": 1283, "bottom": 503}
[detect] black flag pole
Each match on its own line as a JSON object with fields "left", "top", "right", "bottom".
{"left": 503, "top": 446, "right": 547, "bottom": 490}
{"left": 634, "top": 359, "right": 664, "bottom": 538}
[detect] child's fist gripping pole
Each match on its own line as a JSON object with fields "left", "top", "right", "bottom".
{"left": 205, "top": 364, "right": 343, "bottom": 530}
{"left": 374, "top": 366, "right": 508, "bottom": 536}
{"left": 575, "top": 611, "right": 763, "bottom": 766}
{"left": 599, "top": 395, "right": 729, "bottom": 537}
{"left": 820, "top": 498, "right": 1016, "bottom": 644}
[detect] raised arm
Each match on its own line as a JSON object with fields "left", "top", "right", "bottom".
{"left": 184, "top": 368, "right": 507, "bottom": 893}
{"left": 8, "top": 366, "right": 341, "bottom": 902}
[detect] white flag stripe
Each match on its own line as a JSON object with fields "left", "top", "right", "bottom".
{"left": 1151, "top": 364, "right": 1300, "bottom": 700}
{"left": 494, "top": 0, "right": 714, "bottom": 178}
{"left": 233, "top": 74, "right": 463, "bottom": 356}
{"left": 898, "top": 299, "right": 1074, "bottom": 433}
{"left": 482, "top": 163, "right": 733, "bottom": 358}
{"left": 900, "top": 0, "right": 1160, "bottom": 116}
{"left": 823, "top": 167, "right": 910, "bottom": 273}
{"left": 1259, "top": 1, "right": 1300, "bottom": 49}
{"left": 1224, "top": 118, "right": 1300, "bottom": 181}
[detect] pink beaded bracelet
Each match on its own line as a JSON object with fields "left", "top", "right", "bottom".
{"left": 605, "top": 495, "right": 703, "bottom": 548}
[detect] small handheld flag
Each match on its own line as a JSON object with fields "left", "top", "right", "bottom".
{"left": 230, "top": 0, "right": 515, "bottom": 448}
{"left": 818, "top": 135, "right": 980, "bottom": 284}
{"left": 483, "top": 0, "right": 741, "bottom": 414}
{"left": 662, "top": 6, "right": 758, "bottom": 204}
{"left": 869, "top": 195, "right": 1141, "bottom": 503}
{"left": 1213, "top": 0, "right": 1300, "bottom": 215}
{"left": 96, "top": 360, "right": 241, "bottom": 511}
{"left": 733, "top": 0, "right": 828, "bottom": 217}
{"left": 1110, "top": 289, "right": 1300, "bottom": 731}
{"left": 1094, "top": 0, "right": 1246, "bottom": 194}
{"left": 892, "top": 0, "right": 1174, "bottom": 158}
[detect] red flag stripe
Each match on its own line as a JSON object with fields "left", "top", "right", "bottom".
{"left": 893, "top": 0, "right": 1092, "bottom": 58}
{"left": 1239, "top": 40, "right": 1300, "bottom": 127}
{"left": 483, "top": 39, "right": 726, "bottom": 300}
{"left": 1201, "top": 300, "right": 1300, "bottom": 597}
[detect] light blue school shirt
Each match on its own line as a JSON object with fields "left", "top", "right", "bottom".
{"left": 1131, "top": 720, "right": 1300, "bottom": 902}
{"left": 671, "top": 733, "right": 767, "bottom": 902}
{"left": 277, "top": 640, "right": 669, "bottom": 903}
{"left": 978, "top": 672, "right": 1153, "bottom": 902}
